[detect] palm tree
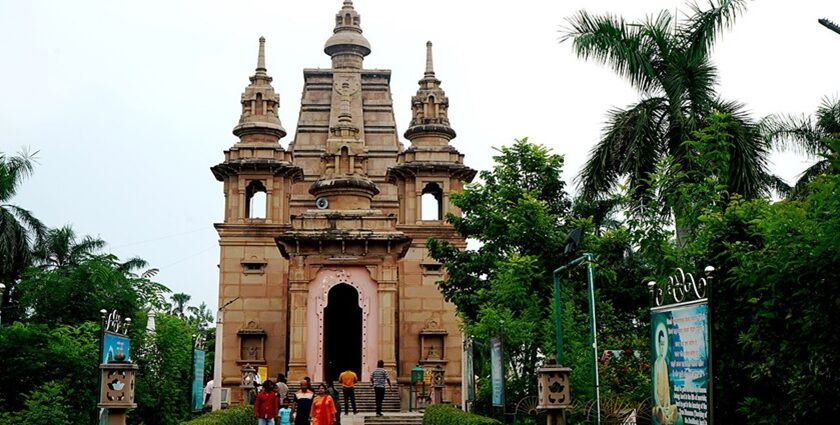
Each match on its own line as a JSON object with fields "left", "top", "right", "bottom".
{"left": 33, "top": 225, "right": 106, "bottom": 269}
{"left": 761, "top": 97, "right": 840, "bottom": 195}
{"left": 562, "top": 0, "right": 776, "bottom": 204}
{"left": 0, "top": 151, "right": 46, "bottom": 282}
{"left": 170, "top": 292, "right": 191, "bottom": 318}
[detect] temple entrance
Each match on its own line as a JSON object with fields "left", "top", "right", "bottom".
{"left": 323, "top": 283, "right": 363, "bottom": 383}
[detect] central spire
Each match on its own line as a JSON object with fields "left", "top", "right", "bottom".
{"left": 324, "top": 0, "right": 371, "bottom": 69}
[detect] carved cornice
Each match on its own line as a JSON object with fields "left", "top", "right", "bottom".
{"left": 211, "top": 158, "right": 303, "bottom": 181}
{"left": 386, "top": 162, "right": 476, "bottom": 183}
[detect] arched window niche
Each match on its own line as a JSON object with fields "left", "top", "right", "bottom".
{"left": 245, "top": 180, "right": 267, "bottom": 219}
{"left": 421, "top": 182, "right": 443, "bottom": 221}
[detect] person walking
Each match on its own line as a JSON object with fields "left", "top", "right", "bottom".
{"left": 276, "top": 373, "right": 289, "bottom": 403}
{"left": 337, "top": 369, "right": 358, "bottom": 415}
{"left": 326, "top": 382, "right": 341, "bottom": 425}
{"left": 310, "top": 383, "right": 337, "bottom": 425}
{"left": 292, "top": 379, "right": 314, "bottom": 425}
{"left": 370, "top": 360, "right": 391, "bottom": 417}
{"left": 254, "top": 380, "right": 279, "bottom": 425}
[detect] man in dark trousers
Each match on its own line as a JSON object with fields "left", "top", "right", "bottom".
{"left": 338, "top": 368, "right": 358, "bottom": 415}
{"left": 370, "top": 360, "right": 391, "bottom": 417}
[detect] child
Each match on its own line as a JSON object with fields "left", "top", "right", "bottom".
{"left": 278, "top": 398, "right": 292, "bottom": 425}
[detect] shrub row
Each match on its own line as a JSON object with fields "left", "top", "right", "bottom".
{"left": 422, "top": 404, "right": 502, "bottom": 425}
{"left": 180, "top": 405, "right": 252, "bottom": 425}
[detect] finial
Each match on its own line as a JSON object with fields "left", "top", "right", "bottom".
{"left": 425, "top": 41, "right": 435, "bottom": 78}
{"left": 256, "top": 37, "right": 267, "bottom": 75}
{"left": 343, "top": 0, "right": 354, "bottom": 8}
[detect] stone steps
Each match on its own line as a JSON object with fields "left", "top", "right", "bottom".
{"left": 364, "top": 414, "right": 424, "bottom": 425}
{"left": 286, "top": 382, "right": 401, "bottom": 413}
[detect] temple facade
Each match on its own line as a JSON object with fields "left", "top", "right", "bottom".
{"left": 211, "top": 0, "right": 474, "bottom": 406}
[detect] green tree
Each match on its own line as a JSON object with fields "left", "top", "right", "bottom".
{"left": 429, "top": 138, "right": 655, "bottom": 416}
{"left": 761, "top": 96, "right": 840, "bottom": 195}
{"left": 428, "top": 138, "right": 570, "bottom": 322}
{"left": 0, "top": 150, "right": 46, "bottom": 304}
{"left": 562, "top": 0, "right": 777, "bottom": 206}
{"left": 0, "top": 381, "right": 72, "bottom": 425}
{"left": 170, "top": 292, "right": 192, "bottom": 318}
{"left": 33, "top": 225, "right": 106, "bottom": 269}
{"left": 131, "top": 313, "right": 194, "bottom": 425}
{"left": 15, "top": 254, "right": 168, "bottom": 327}
{"left": 0, "top": 322, "right": 99, "bottom": 424}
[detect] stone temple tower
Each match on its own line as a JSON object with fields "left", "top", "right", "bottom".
{"left": 212, "top": 0, "right": 474, "bottom": 407}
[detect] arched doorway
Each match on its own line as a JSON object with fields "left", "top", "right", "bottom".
{"left": 323, "top": 283, "right": 362, "bottom": 383}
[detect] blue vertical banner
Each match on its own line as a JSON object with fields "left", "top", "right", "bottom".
{"left": 490, "top": 337, "right": 504, "bottom": 407}
{"left": 651, "top": 303, "right": 709, "bottom": 425}
{"left": 191, "top": 349, "right": 206, "bottom": 411}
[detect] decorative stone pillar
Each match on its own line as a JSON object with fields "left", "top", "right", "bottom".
{"left": 377, "top": 280, "right": 398, "bottom": 372}
{"left": 287, "top": 279, "right": 309, "bottom": 379}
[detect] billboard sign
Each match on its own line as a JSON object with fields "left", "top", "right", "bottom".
{"left": 102, "top": 332, "right": 131, "bottom": 363}
{"left": 652, "top": 302, "right": 710, "bottom": 425}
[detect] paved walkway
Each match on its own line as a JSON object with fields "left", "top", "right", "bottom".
{"left": 336, "top": 412, "right": 423, "bottom": 425}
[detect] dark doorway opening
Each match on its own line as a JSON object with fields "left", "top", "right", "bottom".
{"left": 324, "top": 283, "right": 362, "bottom": 384}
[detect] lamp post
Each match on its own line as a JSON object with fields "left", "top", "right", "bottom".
{"left": 0, "top": 283, "right": 6, "bottom": 328}
{"left": 212, "top": 297, "right": 239, "bottom": 411}
{"left": 552, "top": 253, "right": 601, "bottom": 425}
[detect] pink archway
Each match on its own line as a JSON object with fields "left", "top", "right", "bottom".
{"left": 306, "top": 267, "right": 379, "bottom": 382}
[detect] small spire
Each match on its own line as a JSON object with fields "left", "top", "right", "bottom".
{"left": 425, "top": 41, "right": 435, "bottom": 78}
{"left": 256, "top": 36, "right": 267, "bottom": 75}
{"left": 343, "top": 0, "right": 354, "bottom": 8}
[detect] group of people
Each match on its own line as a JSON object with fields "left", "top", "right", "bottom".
{"left": 252, "top": 360, "right": 392, "bottom": 425}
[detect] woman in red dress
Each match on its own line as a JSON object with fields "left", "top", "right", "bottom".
{"left": 309, "top": 383, "right": 337, "bottom": 425}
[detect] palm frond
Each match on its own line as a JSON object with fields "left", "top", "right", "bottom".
{"left": 816, "top": 96, "right": 840, "bottom": 136}
{"left": 3, "top": 204, "right": 46, "bottom": 241}
{"left": 714, "top": 99, "right": 771, "bottom": 198}
{"left": 792, "top": 159, "right": 831, "bottom": 195}
{"left": 759, "top": 113, "right": 824, "bottom": 156}
{"left": 561, "top": 10, "right": 659, "bottom": 93}
{"left": 578, "top": 97, "right": 668, "bottom": 198}
{"left": 0, "top": 150, "right": 39, "bottom": 202}
{"left": 764, "top": 174, "right": 792, "bottom": 199}
{"left": 682, "top": 0, "right": 749, "bottom": 57}
{"left": 118, "top": 256, "right": 150, "bottom": 273}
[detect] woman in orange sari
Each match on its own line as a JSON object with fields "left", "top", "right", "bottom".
{"left": 309, "top": 383, "right": 337, "bottom": 425}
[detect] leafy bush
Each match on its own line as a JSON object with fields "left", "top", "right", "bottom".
{"left": 423, "top": 404, "right": 501, "bottom": 425}
{"left": 0, "top": 381, "right": 72, "bottom": 425}
{"left": 180, "top": 405, "right": 252, "bottom": 425}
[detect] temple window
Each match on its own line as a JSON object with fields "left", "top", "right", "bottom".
{"left": 421, "top": 182, "right": 443, "bottom": 221}
{"left": 339, "top": 146, "right": 351, "bottom": 175}
{"left": 255, "top": 93, "right": 263, "bottom": 115}
{"left": 245, "top": 180, "right": 267, "bottom": 219}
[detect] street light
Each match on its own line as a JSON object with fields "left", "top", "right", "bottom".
{"left": 552, "top": 228, "right": 601, "bottom": 425}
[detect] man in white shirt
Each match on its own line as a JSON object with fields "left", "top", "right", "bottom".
{"left": 203, "top": 379, "right": 214, "bottom": 405}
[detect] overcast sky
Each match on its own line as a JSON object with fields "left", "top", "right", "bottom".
{"left": 2, "top": 0, "right": 838, "bottom": 312}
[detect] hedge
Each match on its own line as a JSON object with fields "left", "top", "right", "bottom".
{"left": 179, "top": 405, "right": 252, "bottom": 425}
{"left": 422, "top": 404, "right": 502, "bottom": 425}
